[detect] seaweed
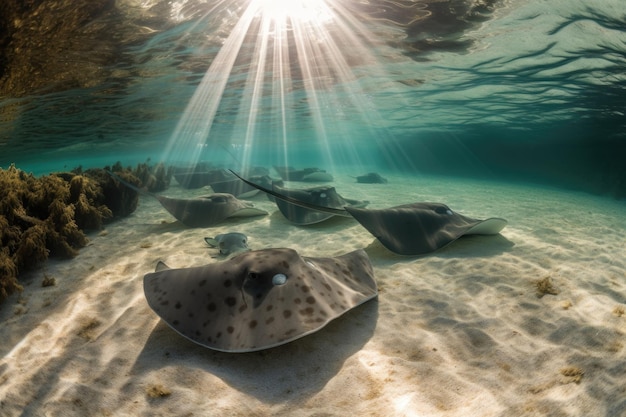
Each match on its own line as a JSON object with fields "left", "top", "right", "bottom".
{"left": 131, "top": 161, "right": 172, "bottom": 192}
{"left": 535, "top": 276, "right": 559, "bottom": 298}
{"left": 0, "top": 163, "right": 151, "bottom": 304}
{"left": 146, "top": 384, "right": 172, "bottom": 399}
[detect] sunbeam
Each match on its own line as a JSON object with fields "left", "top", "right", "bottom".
{"left": 252, "top": 0, "right": 334, "bottom": 24}
{"left": 162, "top": 0, "right": 391, "bottom": 172}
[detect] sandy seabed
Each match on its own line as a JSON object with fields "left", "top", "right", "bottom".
{"left": 1, "top": 172, "right": 625, "bottom": 417}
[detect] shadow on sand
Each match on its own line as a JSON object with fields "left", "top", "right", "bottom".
{"left": 132, "top": 298, "right": 378, "bottom": 403}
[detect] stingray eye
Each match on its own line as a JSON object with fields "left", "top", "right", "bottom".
{"left": 446, "top": 209, "right": 453, "bottom": 215}
{"left": 320, "top": 192, "right": 327, "bottom": 198}
{"left": 242, "top": 238, "right": 247, "bottom": 245}
{"left": 272, "top": 273, "right": 287, "bottom": 286}
{"left": 435, "top": 205, "right": 452, "bottom": 215}
{"left": 247, "top": 272, "right": 259, "bottom": 281}
{"left": 212, "top": 195, "right": 228, "bottom": 203}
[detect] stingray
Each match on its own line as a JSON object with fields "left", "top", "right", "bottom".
{"left": 205, "top": 233, "right": 250, "bottom": 256}
{"left": 355, "top": 172, "right": 388, "bottom": 184}
{"left": 107, "top": 171, "right": 268, "bottom": 228}
{"left": 271, "top": 184, "right": 369, "bottom": 225}
{"left": 143, "top": 248, "right": 377, "bottom": 352}
{"left": 230, "top": 171, "right": 507, "bottom": 256}
{"left": 209, "top": 175, "right": 276, "bottom": 199}
{"left": 274, "top": 166, "right": 334, "bottom": 182}
{"left": 173, "top": 168, "right": 233, "bottom": 189}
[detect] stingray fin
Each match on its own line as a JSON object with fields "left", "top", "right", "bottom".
{"left": 229, "top": 170, "right": 351, "bottom": 217}
{"left": 204, "top": 237, "right": 218, "bottom": 247}
{"left": 105, "top": 170, "right": 152, "bottom": 198}
{"left": 155, "top": 260, "right": 170, "bottom": 272}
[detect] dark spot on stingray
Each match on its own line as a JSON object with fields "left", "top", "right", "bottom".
{"left": 239, "top": 304, "right": 248, "bottom": 313}
{"left": 173, "top": 320, "right": 179, "bottom": 325}
{"left": 160, "top": 300, "right": 169, "bottom": 306}
{"left": 266, "top": 317, "right": 275, "bottom": 324}
{"left": 266, "top": 304, "right": 273, "bottom": 311}
{"left": 306, "top": 296, "right": 316, "bottom": 304}
{"left": 203, "top": 320, "right": 210, "bottom": 327}
{"left": 175, "top": 301, "right": 182, "bottom": 309}
{"left": 294, "top": 298, "right": 302, "bottom": 304}
{"left": 316, "top": 318, "right": 324, "bottom": 323}
{"left": 225, "top": 297, "right": 237, "bottom": 307}
{"left": 190, "top": 289, "right": 196, "bottom": 295}
{"left": 199, "top": 280, "right": 207, "bottom": 287}
{"left": 285, "top": 329, "right": 297, "bottom": 336}
{"left": 301, "top": 285, "right": 310, "bottom": 293}
{"left": 283, "top": 310, "right": 292, "bottom": 318}
{"left": 207, "top": 302, "right": 217, "bottom": 312}
{"left": 281, "top": 260, "right": 289, "bottom": 269}
{"left": 299, "top": 307, "right": 315, "bottom": 316}
{"left": 342, "top": 269, "right": 350, "bottom": 276}
{"left": 249, "top": 320, "right": 258, "bottom": 329}
{"left": 188, "top": 312, "right": 194, "bottom": 318}
{"left": 320, "top": 309, "right": 328, "bottom": 317}
{"left": 207, "top": 336, "right": 213, "bottom": 342}
{"left": 195, "top": 330, "right": 201, "bottom": 336}
{"left": 269, "top": 334, "right": 275, "bottom": 339}
{"left": 227, "top": 326, "right": 234, "bottom": 334}
{"left": 223, "top": 279, "right": 232, "bottom": 288}
{"left": 337, "top": 290, "right": 344, "bottom": 297}
{"left": 216, "top": 331, "right": 222, "bottom": 338}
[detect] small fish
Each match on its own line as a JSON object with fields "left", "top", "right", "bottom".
{"left": 204, "top": 233, "right": 250, "bottom": 256}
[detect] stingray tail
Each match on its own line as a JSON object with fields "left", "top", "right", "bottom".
{"left": 105, "top": 170, "right": 153, "bottom": 198}
{"left": 229, "top": 170, "right": 351, "bottom": 217}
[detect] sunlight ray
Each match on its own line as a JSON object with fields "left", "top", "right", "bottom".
{"left": 163, "top": 0, "right": 393, "bottom": 171}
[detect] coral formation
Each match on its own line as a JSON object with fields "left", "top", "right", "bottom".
{"left": 0, "top": 161, "right": 171, "bottom": 304}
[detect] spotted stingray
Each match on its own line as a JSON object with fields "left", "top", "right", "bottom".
{"left": 107, "top": 170, "right": 267, "bottom": 227}
{"left": 143, "top": 248, "right": 377, "bottom": 352}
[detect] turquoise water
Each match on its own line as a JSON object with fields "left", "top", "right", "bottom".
{"left": 0, "top": 0, "right": 624, "bottom": 197}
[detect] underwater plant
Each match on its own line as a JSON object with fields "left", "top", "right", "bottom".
{"left": 0, "top": 162, "right": 162, "bottom": 304}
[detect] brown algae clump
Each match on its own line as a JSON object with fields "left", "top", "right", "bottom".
{"left": 560, "top": 366, "right": 584, "bottom": 384}
{"left": 146, "top": 384, "right": 172, "bottom": 398}
{"left": 77, "top": 317, "right": 102, "bottom": 341}
{"left": 535, "top": 276, "right": 559, "bottom": 298}
{"left": 42, "top": 273, "right": 56, "bottom": 287}
{"left": 612, "top": 306, "right": 625, "bottom": 317}
{"left": 0, "top": 163, "right": 152, "bottom": 304}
